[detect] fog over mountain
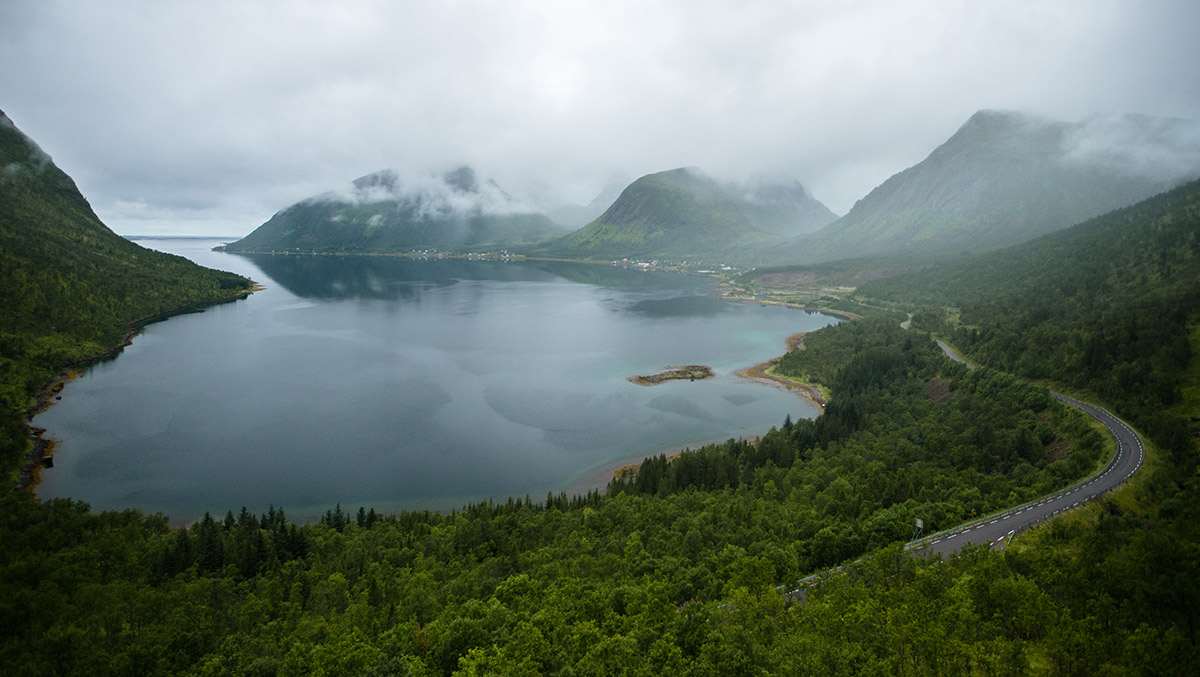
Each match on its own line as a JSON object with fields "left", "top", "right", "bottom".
{"left": 2, "top": 1, "right": 1197, "bottom": 236}
{"left": 545, "top": 178, "right": 633, "bottom": 229}
{"left": 223, "top": 167, "right": 568, "bottom": 254}
{"left": 1061, "top": 112, "right": 1200, "bottom": 183}
{"left": 549, "top": 167, "right": 835, "bottom": 261}
{"left": 728, "top": 173, "right": 840, "bottom": 236}
{"left": 324, "top": 167, "right": 538, "bottom": 219}
{"left": 775, "top": 110, "right": 1200, "bottom": 264}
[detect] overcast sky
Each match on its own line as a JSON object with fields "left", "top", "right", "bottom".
{"left": 3, "top": 0, "right": 1199, "bottom": 236}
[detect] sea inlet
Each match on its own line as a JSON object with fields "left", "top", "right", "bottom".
{"left": 35, "top": 239, "right": 840, "bottom": 523}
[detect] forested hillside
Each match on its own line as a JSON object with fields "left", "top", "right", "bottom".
{"left": 549, "top": 168, "right": 835, "bottom": 261}
{"left": 0, "top": 111, "right": 253, "bottom": 483}
{"left": 861, "top": 178, "right": 1200, "bottom": 476}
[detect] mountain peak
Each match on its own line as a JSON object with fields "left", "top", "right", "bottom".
{"left": 224, "top": 166, "right": 566, "bottom": 254}
{"left": 782, "top": 110, "right": 1200, "bottom": 264}
{"left": 550, "top": 167, "right": 836, "bottom": 260}
{"left": 350, "top": 169, "right": 399, "bottom": 192}
{"left": 962, "top": 108, "right": 1039, "bottom": 125}
{"left": 443, "top": 166, "right": 478, "bottom": 193}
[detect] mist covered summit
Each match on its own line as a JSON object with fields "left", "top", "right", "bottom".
{"left": 547, "top": 167, "right": 837, "bottom": 261}
{"left": 223, "top": 166, "right": 568, "bottom": 254}
{"left": 780, "top": 110, "right": 1200, "bottom": 263}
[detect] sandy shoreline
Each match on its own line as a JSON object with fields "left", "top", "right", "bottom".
{"left": 734, "top": 332, "right": 826, "bottom": 411}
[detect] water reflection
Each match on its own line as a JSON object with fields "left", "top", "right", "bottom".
{"left": 236, "top": 254, "right": 723, "bottom": 317}
{"left": 627, "top": 295, "right": 729, "bottom": 318}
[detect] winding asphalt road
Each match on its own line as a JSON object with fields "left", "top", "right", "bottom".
{"left": 780, "top": 335, "right": 1145, "bottom": 598}
{"left": 915, "top": 341, "right": 1144, "bottom": 557}
{"left": 917, "top": 392, "right": 1144, "bottom": 557}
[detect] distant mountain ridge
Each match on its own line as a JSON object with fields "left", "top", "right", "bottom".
{"left": 548, "top": 167, "right": 837, "bottom": 261}
{"left": 545, "top": 177, "right": 630, "bottom": 229}
{"left": 780, "top": 110, "right": 1200, "bottom": 263}
{"left": 223, "top": 166, "right": 569, "bottom": 254}
{"left": 226, "top": 109, "right": 1200, "bottom": 264}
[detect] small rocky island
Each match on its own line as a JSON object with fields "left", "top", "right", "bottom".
{"left": 628, "top": 365, "right": 714, "bottom": 386}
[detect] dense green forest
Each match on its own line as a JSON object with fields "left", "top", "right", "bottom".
{"left": 3, "top": 110, "right": 1199, "bottom": 672}
{"left": 0, "top": 111, "right": 253, "bottom": 483}
{"left": 860, "top": 178, "right": 1200, "bottom": 480}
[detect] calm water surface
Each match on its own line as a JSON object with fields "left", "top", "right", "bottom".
{"left": 36, "top": 239, "right": 839, "bottom": 522}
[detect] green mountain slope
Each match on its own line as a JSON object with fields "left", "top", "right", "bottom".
{"left": 860, "top": 177, "right": 1200, "bottom": 457}
{"left": 0, "top": 110, "right": 252, "bottom": 482}
{"left": 548, "top": 167, "right": 836, "bottom": 260}
{"left": 783, "top": 110, "right": 1200, "bottom": 263}
{"left": 223, "top": 167, "right": 569, "bottom": 254}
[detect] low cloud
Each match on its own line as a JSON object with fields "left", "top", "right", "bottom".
{"left": 1061, "top": 114, "right": 1200, "bottom": 184}
{"left": 1, "top": 1, "right": 1198, "bottom": 235}
{"left": 315, "top": 167, "right": 538, "bottom": 220}
{"left": 0, "top": 109, "right": 53, "bottom": 176}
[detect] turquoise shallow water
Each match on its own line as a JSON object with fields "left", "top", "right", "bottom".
{"left": 35, "top": 239, "right": 839, "bottom": 522}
